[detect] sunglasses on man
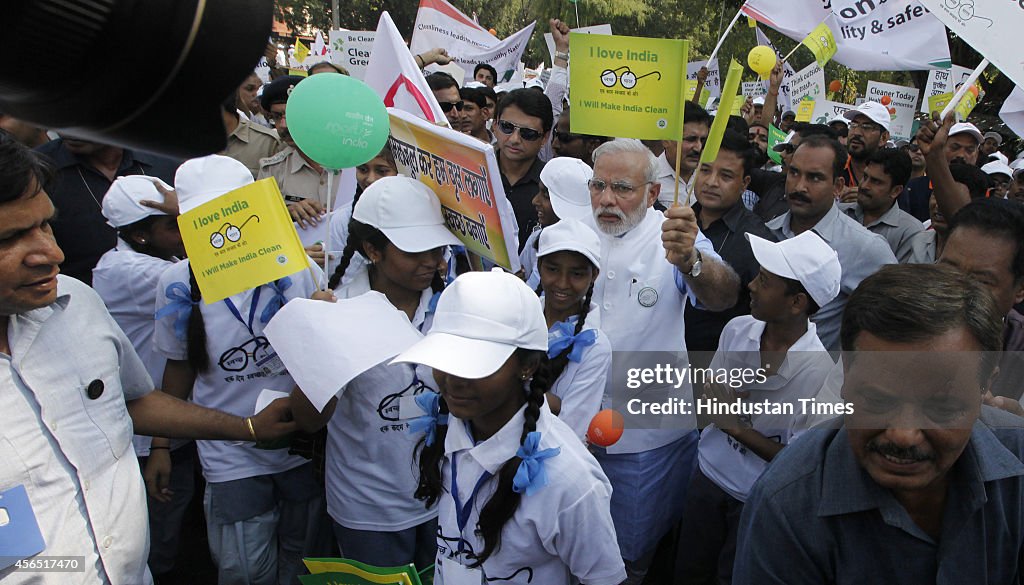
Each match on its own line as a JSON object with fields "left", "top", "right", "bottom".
{"left": 496, "top": 119, "right": 544, "bottom": 142}
{"left": 439, "top": 100, "right": 465, "bottom": 113}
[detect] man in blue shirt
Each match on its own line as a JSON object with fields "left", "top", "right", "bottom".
{"left": 733, "top": 263, "right": 1024, "bottom": 584}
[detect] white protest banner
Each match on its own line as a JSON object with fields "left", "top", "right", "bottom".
{"left": 364, "top": 12, "right": 450, "bottom": 127}
{"left": 255, "top": 56, "right": 271, "bottom": 83}
{"left": 787, "top": 61, "right": 826, "bottom": 103}
{"left": 756, "top": 26, "right": 795, "bottom": 113}
{"left": 687, "top": 59, "right": 721, "bottom": 97}
{"left": 744, "top": 0, "right": 951, "bottom": 70}
{"left": 544, "top": 24, "right": 612, "bottom": 65}
{"left": 410, "top": 0, "right": 497, "bottom": 56}
{"left": 810, "top": 100, "right": 854, "bottom": 126}
{"left": 329, "top": 30, "right": 375, "bottom": 80}
{"left": 921, "top": 65, "right": 971, "bottom": 113}
{"left": 999, "top": 87, "right": 1024, "bottom": 138}
{"left": 866, "top": 81, "right": 919, "bottom": 141}
{"left": 917, "top": 1, "right": 1024, "bottom": 90}
{"left": 742, "top": 82, "right": 767, "bottom": 97}
{"left": 433, "top": 22, "right": 537, "bottom": 84}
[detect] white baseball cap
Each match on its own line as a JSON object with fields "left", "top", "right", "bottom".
{"left": 539, "top": 157, "right": 593, "bottom": 221}
{"left": 101, "top": 176, "right": 174, "bottom": 228}
{"left": 464, "top": 81, "right": 487, "bottom": 89}
{"left": 352, "top": 176, "right": 462, "bottom": 253}
{"left": 752, "top": 96, "right": 765, "bottom": 106}
{"left": 988, "top": 151, "right": 1009, "bottom": 165}
{"left": 983, "top": 131, "right": 1003, "bottom": 145}
{"left": 392, "top": 268, "right": 548, "bottom": 378}
{"left": 1011, "top": 158, "right": 1024, "bottom": 178}
{"left": 828, "top": 114, "right": 849, "bottom": 127}
{"left": 843, "top": 101, "right": 891, "bottom": 133}
{"left": 746, "top": 231, "right": 841, "bottom": 308}
{"left": 537, "top": 219, "right": 601, "bottom": 269}
{"left": 175, "top": 155, "right": 254, "bottom": 214}
{"left": 949, "top": 122, "right": 983, "bottom": 144}
{"left": 524, "top": 78, "right": 544, "bottom": 90}
{"left": 982, "top": 160, "right": 1013, "bottom": 179}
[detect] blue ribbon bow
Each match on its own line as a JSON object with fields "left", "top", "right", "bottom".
{"left": 154, "top": 282, "right": 198, "bottom": 341}
{"left": 512, "top": 431, "right": 561, "bottom": 496}
{"left": 547, "top": 321, "right": 598, "bottom": 363}
{"left": 426, "top": 290, "right": 442, "bottom": 316}
{"left": 260, "top": 277, "right": 293, "bottom": 324}
{"left": 408, "top": 391, "right": 448, "bottom": 447}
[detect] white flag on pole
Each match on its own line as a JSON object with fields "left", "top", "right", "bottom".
{"left": 364, "top": 12, "right": 450, "bottom": 127}
{"left": 410, "top": 0, "right": 498, "bottom": 56}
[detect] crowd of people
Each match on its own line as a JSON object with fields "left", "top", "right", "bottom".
{"left": 2, "top": 16, "right": 1024, "bottom": 585}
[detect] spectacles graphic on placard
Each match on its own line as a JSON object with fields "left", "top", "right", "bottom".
{"left": 210, "top": 214, "right": 260, "bottom": 249}
{"left": 599, "top": 66, "right": 662, "bottom": 90}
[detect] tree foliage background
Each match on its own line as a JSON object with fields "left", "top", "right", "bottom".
{"left": 275, "top": 0, "right": 1011, "bottom": 124}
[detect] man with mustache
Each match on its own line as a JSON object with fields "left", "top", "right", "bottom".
{"left": 838, "top": 101, "right": 890, "bottom": 204}
{"left": 587, "top": 138, "right": 739, "bottom": 584}
{"left": 657, "top": 102, "right": 711, "bottom": 208}
{"left": 765, "top": 135, "right": 896, "bottom": 350}
{"left": 838, "top": 147, "right": 923, "bottom": 262}
{"left": 733, "top": 263, "right": 1024, "bottom": 585}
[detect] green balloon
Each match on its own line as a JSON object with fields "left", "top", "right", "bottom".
{"left": 285, "top": 74, "right": 390, "bottom": 170}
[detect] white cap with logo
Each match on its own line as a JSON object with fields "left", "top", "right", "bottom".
{"left": 101, "top": 176, "right": 174, "bottom": 228}
{"left": 948, "top": 122, "right": 983, "bottom": 144}
{"left": 392, "top": 268, "right": 548, "bottom": 379}
{"left": 352, "top": 176, "right": 461, "bottom": 253}
{"left": 746, "top": 231, "right": 841, "bottom": 308}
{"left": 539, "top": 157, "right": 594, "bottom": 221}
{"left": 538, "top": 219, "right": 601, "bottom": 269}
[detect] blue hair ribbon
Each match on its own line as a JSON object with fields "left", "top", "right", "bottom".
{"left": 547, "top": 320, "right": 598, "bottom": 363}
{"left": 408, "top": 391, "right": 448, "bottom": 447}
{"left": 260, "top": 277, "right": 293, "bottom": 324}
{"left": 154, "top": 282, "right": 198, "bottom": 341}
{"left": 512, "top": 431, "right": 561, "bottom": 496}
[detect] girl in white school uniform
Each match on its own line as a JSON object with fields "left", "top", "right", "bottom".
{"left": 394, "top": 269, "right": 627, "bottom": 585}
{"left": 534, "top": 219, "right": 611, "bottom": 439}
{"left": 92, "top": 176, "right": 193, "bottom": 577}
{"left": 289, "top": 176, "right": 461, "bottom": 569}
{"left": 154, "top": 155, "right": 327, "bottom": 585}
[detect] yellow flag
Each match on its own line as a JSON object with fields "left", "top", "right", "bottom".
{"left": 747, "top": 16, "right": 758, "bottom": 28}
{"left": 294, "top": 39, "right": 310, "bottom": 63}
{"left": 802, "top": 19, "right": 837, "bottom": 68}
{"left": 179, "top": 179, "right": 309, "bottom": 304}
{"left": 699, "top": 59, "right": 744, "bottom": 164}
{"left": 795, "top": 99, "right": 815, "bottom": 122}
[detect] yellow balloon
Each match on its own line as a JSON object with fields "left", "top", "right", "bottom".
{"left": 747, "top": 46, "right": 777, "bottom": 78}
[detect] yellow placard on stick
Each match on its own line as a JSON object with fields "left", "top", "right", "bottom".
{"left": 179, "top": 179, "right": 309, "bottom": 304}
{"left": 684, "top": 79, "right": 711, "bottom": 108}
{"left": 802, "top": 19, "right": 838, "bottom": 68}
{"left": 927, "top": 86, "right": 979, "bottom": 120}
{"left": 699, "top": 59, "right": 744, "bottom": 164}
{"left": 569, "top": 33, "right": 689, "bottom": 140}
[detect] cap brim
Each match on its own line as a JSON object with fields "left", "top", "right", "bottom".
{"left": 537, "top": 241, "right": 600, "bottom": 269}
{"left": 391, "top": 332, "right": 517, "bottom": 379}
{"left": 383, "top": 224, "right": 463, "bottom": 253}
{"left": 550, "top": 197, "right": 592, "bottom": 222}
{"left": 951, "top": 129, "right": 984, "bottom": 144}
{"left": 746, "top": 233, "right": 798, "bottom": 281}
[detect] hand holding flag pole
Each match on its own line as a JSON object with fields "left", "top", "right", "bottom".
{"left": 938, "top": 58, "right": 989, "bottom": 120}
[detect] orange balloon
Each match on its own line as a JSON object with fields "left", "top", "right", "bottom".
{"left": 587, "top": 409, "right": 625, "bottom": 447}
{"left": 488, "top": 28, "right": 497, "bottom": 35}
{"left": 828, "top": 80, "right": 842, "bottom": 93}
{"left": 968, "top": 84, "right": 980, "bottom": 97}
{"left": 880, "top": 95, "right": 892, "bottom": 106}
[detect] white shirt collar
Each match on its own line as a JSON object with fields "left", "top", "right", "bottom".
{"left": 445, "top": 402, "right": 554, "bottom": 475}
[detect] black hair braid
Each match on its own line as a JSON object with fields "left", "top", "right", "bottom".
{"left": 328, "top": 219, "right": 392, "bottom": 290}
{"left": 186, "top": 265, "right": 210, "bottom": 372}
{"left": 414, "top": 395, "right": 450, "bottom": 508}
{"left": 472, "top": 350, "right": 549, "bottom": 566}
{"left": 327, "top": 241, "right": 358, "bottom": 290}
{"left": 430, "top": 270, "right": 445, "bottom": 295}
{"left": 534, "top": 278, "right": 544, "bottom": 296}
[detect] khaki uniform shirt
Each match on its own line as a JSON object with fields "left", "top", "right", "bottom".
{"left": 222, "top": 117, "right": 282, "bottom": 178}
{"left": 257, "top": 146, "right": 331, "bottom": 207}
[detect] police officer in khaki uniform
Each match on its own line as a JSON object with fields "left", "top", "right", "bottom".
{"left": 256, "top": 75, "right": 330, "bottom": 228}
{"left": 221, "top": 93, "right": 283, "bottom": 179}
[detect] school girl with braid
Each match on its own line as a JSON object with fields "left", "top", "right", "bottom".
{"left": 394, "top": 269, "right": 627, "bottom": 585}
{"left": 534, "top": 219, "right": 611, "bottom": 440}
{"left": 289, "top": 176, "right": 461, "bottom": 568}
{"left": 154, "top": 155, "right": 329, "bottom": 585}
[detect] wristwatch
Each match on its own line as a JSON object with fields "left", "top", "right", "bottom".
{"left": 685, "top": 249, "right": 703, "bottom": 278}
{"left": 554, "top": 51, "right": 570, "bottom": 61}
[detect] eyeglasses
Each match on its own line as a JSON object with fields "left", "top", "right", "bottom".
{"left": 848, "top": 122, "right": 882, "bottom": 133}
{"left": 553, "top": 131, "right": 583, "bottom": 143}
{"left": 496, "top": 119, "right": 544, "bottom": 142}
{"left": 210, "top": 215, "right": 260, "bottom": 249}
{"left": 588, "top": 178, "right": 650, "bottom": 197}
{"left": 439, "top": 100, "right": 465, "bottom": 113}
{"left": 219, "top": 336, "right": 272, "bottom": 372}
{"left": 599, "top": 66, "right": 662, "bottom": 90}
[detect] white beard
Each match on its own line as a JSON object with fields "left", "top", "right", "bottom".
{"left": 593, "top": 203, "right": 648, "bottom": 237}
